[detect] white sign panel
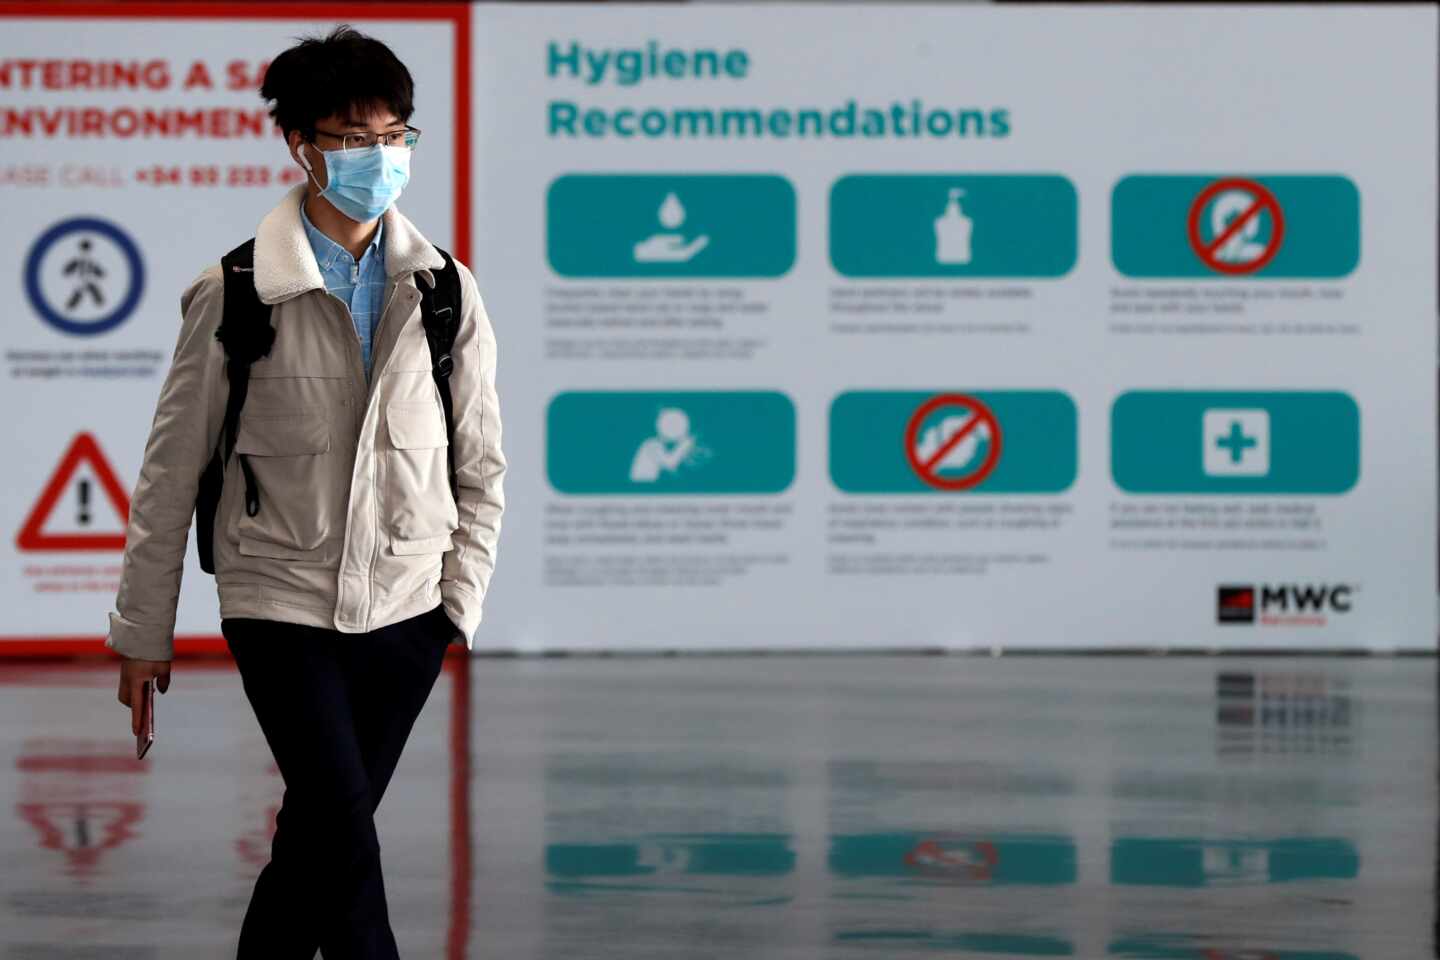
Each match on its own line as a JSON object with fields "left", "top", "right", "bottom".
{"left": 470, "top": 3, "right": 1438, "bottom": 651}
{"left": 0, "top": 5, "right": 463, "bottom": 653}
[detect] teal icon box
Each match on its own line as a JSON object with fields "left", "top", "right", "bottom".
{"left": 547, "top": 834, "right": 796, "bottom": 878}
{"left": 1112, "top": 174, "right": 1360, "bottom": 278}
{"left": 829, "top": 174, "right": 1077, "bottom": 278}
{"left": 829, "top": 833, "right": 1077, "bottom": 885}
{"left": 547, "top": 390, "right": 794, "bottom": 495}
{"left": 547, "top": 174, "right": 795, "bottom": 278}
{"left": 829, "top": 390, "right": 1077, "bottom": 494}
{"left": 1112, "top": 937, "right": 1356, "bottom": 960}
{"left": 836, "top": 930, "right": 1074, "bottom": 955}
{"left": 1111, "top": 837, "right": 1359, "bottom": 887}
{"left": 1111, "top": 391, "right": 1359, "bottom": 495}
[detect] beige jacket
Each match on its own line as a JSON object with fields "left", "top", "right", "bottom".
{"left": 105, "top": 184, "right": 506, "bottom": 660}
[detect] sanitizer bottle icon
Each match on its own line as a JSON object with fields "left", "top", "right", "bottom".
{"left": 934, "top": 187, "right": 974, "bottom": 265}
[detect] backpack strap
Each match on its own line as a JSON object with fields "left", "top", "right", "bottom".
{"left": 195, "top": 238, "right": 274, "bottom": 573}
{"left": 418, "top": 246, "right": 462, "bottom": 502}
{"left": 216, "top": 238, "right": 275, "bottom": 518}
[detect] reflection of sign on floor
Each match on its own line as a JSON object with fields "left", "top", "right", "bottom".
{"left": 903, "top": 837, "right": 998, "bottom": 882}
{"left": 1187, "top": 178, "right": 1285, "bottom": 275}
{"left": 1112, "top": 938, "right": 1303, "bottom": 960}
{"left": 835, "top": 929, "right": 1074, "bottom": 954}
{"left": 1113, "top": 935, "right": 1340, "bottom": 960}
{"left": 17, "top": 738, "right": 148, "bottom": 876}
{"left": 1216, "top": 671, "right": 1353, "bottom": 758}
{"left": 16, "top": 432, "right": 129, "bottom": 551}
{"left": 1201, "top": 844, "right": 1270, "bottom": 885}
{"left": 18, "top": 801, "right": 144, "bottom": 875}
{"left": 1111, "top": 837, "right": 1359, "bottom": 886}
{"left": 546, "top": 833, "right": 797, "bottom": 881}
{"left": 236, "top": 801, "right": 281, "bottom": 869}
{"left": 830, "top": 832, "right": 1077, "bottom": 885}
{"left": 904, "top": 394, "right": 1002, "bottom": 490}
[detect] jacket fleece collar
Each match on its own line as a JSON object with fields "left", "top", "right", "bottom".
{"left": 253, "top": 182, "right": 445, "bottom": 305}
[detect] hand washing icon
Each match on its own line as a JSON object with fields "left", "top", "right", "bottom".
{"left": 633, "top": 191, "right": 711, "bottom": 263}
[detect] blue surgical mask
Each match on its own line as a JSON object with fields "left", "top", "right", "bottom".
{"left": 302, "top": 141, "right": 410, "bottom": 223}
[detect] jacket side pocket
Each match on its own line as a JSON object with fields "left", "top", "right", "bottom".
{"left": 232, "top": 409, "right": 333, "bottom": 559}
{"left": 384, "top": 399, "right": 460, "bottom": 548}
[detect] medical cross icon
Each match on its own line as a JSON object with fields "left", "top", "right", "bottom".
{"left": 1216, "top": 421, "right": 1258, "bottom": 464}
{"left": 1203, "top": 409, "right": 1270, "bottom": 477}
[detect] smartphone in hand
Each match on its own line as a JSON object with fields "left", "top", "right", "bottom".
{"left": 136, "top": 679, "right": 154, "bottom": 760}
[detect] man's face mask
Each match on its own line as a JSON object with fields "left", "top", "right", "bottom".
{"left": 299, "top": 140, "right": 411, "bottom": 224}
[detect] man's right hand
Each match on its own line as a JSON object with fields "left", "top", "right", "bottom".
{"left": 118, "top": 657, "right": 172, "bottom": 736}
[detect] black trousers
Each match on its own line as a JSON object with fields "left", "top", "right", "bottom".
{"left": 221, "top": 602, "right": 456, "bottom": 960}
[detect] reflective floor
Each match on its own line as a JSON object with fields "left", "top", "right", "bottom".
{"left": 0, "top": 654, "right": 1433, "bottom": 958}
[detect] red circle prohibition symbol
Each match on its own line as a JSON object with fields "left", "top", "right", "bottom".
{"left": 903, "top": 837, "right": 1000, "bottom": 882}
{"left": 903, "top": 393, "right": 1002, "bottom": 491}
{"left": 1187, "top": 177, "right": 1286, "bottom": 275}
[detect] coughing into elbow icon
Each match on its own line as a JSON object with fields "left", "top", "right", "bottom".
{"left": 629, "top": 407, "right": 712, "bottom": 483}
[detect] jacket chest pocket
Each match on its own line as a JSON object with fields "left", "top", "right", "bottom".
{"left": 232, "top": 410, "right": 335, "bottom": 561}
{"left": 383, "top": 399, "right": 459, "bottom": 553}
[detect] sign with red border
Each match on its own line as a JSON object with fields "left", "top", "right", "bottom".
{"left": 16, "top": 432, "right": 130, "bottom": 551}
{"left": 903, "top": 393, "right": 1002, "bottom": 491}
{"left": 0, "top": 0, "right": 471, "bottom": 267}
{"left": 1187, "top": 177, "right": 1285, "bottom": 275}
{"left": 0, "top": 1, "right": 472, "bottom": 661}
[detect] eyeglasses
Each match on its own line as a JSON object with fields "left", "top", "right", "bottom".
{"left": 312, "top": 125, "right": 422, "bottom": 152}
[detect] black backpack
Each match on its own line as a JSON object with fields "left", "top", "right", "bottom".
{"left": 194, "top": 237, "right": 462, "bottom": 574}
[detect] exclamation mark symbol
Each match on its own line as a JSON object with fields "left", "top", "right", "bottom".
{"left": 77, "top": 478, "right": 91, "bottom": 527}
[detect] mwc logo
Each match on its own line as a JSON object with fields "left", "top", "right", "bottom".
{"left": 1217, "top": 584, "right": 1355, "bottom": 627}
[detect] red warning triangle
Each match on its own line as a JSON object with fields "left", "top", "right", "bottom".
{"left": 16, "top": 432, "right": 130, "bottom": 551}
{"left": 17, "top": 801, "right": 144, "bottom": 875}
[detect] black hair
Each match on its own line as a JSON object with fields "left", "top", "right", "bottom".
{"left": 259, "top": 24, "right": 414, "bottom": 139}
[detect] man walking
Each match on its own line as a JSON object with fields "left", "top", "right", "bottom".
{"left": 105, "top": 25, "right": 505, "bottom": 957}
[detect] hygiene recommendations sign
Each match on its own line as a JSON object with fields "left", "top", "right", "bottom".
{"left": 0, "top": 4, "right": 1433, "bottom": 654}
{"left": 470, "top": 4, "right": 1437, "bottom": 651}
{"left": 0, "top": 3, "right": 465, "bottom": 654}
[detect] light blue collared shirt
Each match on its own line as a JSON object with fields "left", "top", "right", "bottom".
{"left": 299, "top": 200, "right": 387, "bottom": 380}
